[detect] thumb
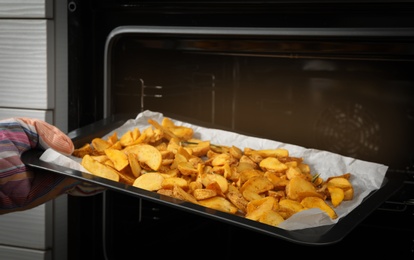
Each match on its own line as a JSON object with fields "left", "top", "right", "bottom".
{"left": 17, "top": 118, "right": 74, "bottom": 155}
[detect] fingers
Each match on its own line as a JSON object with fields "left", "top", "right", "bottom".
{"left": 17, "top": 118, "right": 74, "bottom": 155}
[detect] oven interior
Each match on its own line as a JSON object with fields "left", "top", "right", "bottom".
{"left": 67, "top": 2, "right": 414, "bottom": 259}
{"left": 107, "top": 31, "right": 414, "bottom": 170}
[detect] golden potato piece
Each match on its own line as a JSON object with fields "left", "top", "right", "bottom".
{"left": 245, "top": 148, "right": 289, "bottom": 158}
{"left": 297, "top": 163, "right": 311, "bottom": 175}
{"left": 91, "top": 138, "right": 111, "bottom": 153}
{"left": 247, "top": 196, "right": 279, "bottom": 212}
{"left": 211, "top": 153, "right": 233, "bottom": 167}
{"left": 104, "top": 148, "right": 129, "bottom": 171}
{"left": 240, "top": 176, "right": 274, "bottom": 196}
{"left": 226, "top": 185, "right": 249, "bottom": 213}
{"left": 278, "top": 199, "right": 304, "bottom": 219}
{"left": 161, "top": 117, "right": 176, "bottom": 128}
{"left": 183, "top": 140, "right": 210, "bottom": 157}
{"left": 238, "top": 169, "right": 263, "bottom": 185}
{"left": 242, "top": 189, "right": 263, "bottom": 202}
{"left": 285, "top": 166, "right": 304, "bottom": 180}
{"left": 169, "top": 126, "right": 194, "bottom": 141}
{"left": 131, "top": 127, "right": 140, "bottom": 140}
{"left": 81, "top": 154, "right": 120, "bottom": 182}
{"left": 327, "top": 177, "right": 353, "bottom": 190}
{"left": 109, "top": 141, "right": 123, "bottom": 150}
{"left": 72, "top": 143, "right": 93, "bottom": 158}
{"left": 193, "top": 188, "right": 217, "bottom": 200}
{"left": 264, "top": 172, "right": 289, "bottom": 190}
{"left": 188, "top": 181, "right": 203, "bottom": 194}
{"left": 104, "top": 159, "right": 114, "bottom": 168}
{"left": 326, "top": 173, "right": 351, "bottom": 182}
{"left": 259, "top": 157, "right": 288, "bottom": 172}
{"left": 267, "top": 190, "right": 286, "bottom": 200}
{"left": 117, "top": 166, "right": 136, "bottom": 185}
{"left": 328, "top": 186, "right": 345, "bottom": 207}
{"left": 246, "top": 196, "right": 278, "bottom": 221}
{"left": 133, "top": 172, "right": 164, "bottom": 191}
{"left": 148, "top": 119, "right": 181, "bottom": 141}
{"left": 160, "top": 169, "right": 180, "bottom": 179}
{"left": 170, "top": 152, "right": 188, "bottom": 170}
{"left": 238, "top": 155, "right": 259, "bottom": 169}
{"left": 258, "top": 209, "right": 285, "bottom": 227}
{"left": 198, "top": 196, "right": 238, "bottom": 214}
{"left": 124, "top": 143, "right": 162, "bottom": 171}
{"left": 177, "top": 161, "right": 199, "bottom": 175}
{"left": 286, "top": 176, "right": 323, "bottom": 201}
{"left": 205, "top": 181, "right": 225, "bottom": 197}
{"left": 161, "top": 177, "right": 189, "bottom": 190}
{"left": 177, "top": 146, "right": 192, "bottom": 160}
{"left": 106, "top": 131, "right": 118, "bottom": 145}
{"left": 157, "top": 188, "right": 173, "bottom": 197}
{"left": 200, "top": 172, "right": 229, "bottom": 194}
{"left": 172, "top": 185, "right": 199, "bottom": 204}
{"left": 119, "top": 130, "right": 135, "bottom": 146}
{"left": 162, "top": 117, "right": 194, "bottom": 140}
{"left": 229, "top": 145, "right": 243, "bottom": 160}
{"left": 344, "top": 187, "right": 354, "bottom": 201}
{"left": 128, "top": 153, "right": 142, "bottom": 178}
{"left": 90, "top": 155, "right": 109, "bottom": 163}
{"left": 301, "top": 196, "right": 338, "bottom": 219}
{"left": 327, "top": 176, "right": 354, "bottom": 201}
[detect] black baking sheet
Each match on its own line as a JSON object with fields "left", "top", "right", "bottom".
{"left": 22, "top": 150, "right": 402, "bottom": 246}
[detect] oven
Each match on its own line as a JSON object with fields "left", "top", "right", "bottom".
{"left": 66, "top": 1, "right": 414, "bottom": 259}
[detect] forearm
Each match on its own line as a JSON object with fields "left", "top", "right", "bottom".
{"left": 0, "top": 174, "right": 79, "bottom": 214}
{"left": 0, "top": 117, "right": 103, "bottom": 214}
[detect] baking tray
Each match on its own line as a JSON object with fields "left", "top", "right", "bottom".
{"left": 21, "top": 116, "right": 406, "bottom": 246}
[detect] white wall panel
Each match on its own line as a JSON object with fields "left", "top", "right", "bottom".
{"left": 0, "top": 20, "right": 54, "bottom": 110}
{"left": 0, "top": 108, "right": 53, "bottom": 122}
{"left": 0, "top": 245, "right": 50, "bottom": 260}
{"left": 0, "top": 0, "right": 52, "bottom": 18}
{"left": 0, "top": 204, "right": 51, "bottom": 249}
{"left": 0, "top": 1, "right": 63, "bottom": 259}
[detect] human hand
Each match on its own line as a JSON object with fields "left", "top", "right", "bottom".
{"left": 0, "top": 118, "right": 101, "bottom": 214}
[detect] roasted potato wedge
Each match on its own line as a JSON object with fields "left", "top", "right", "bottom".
{"left": 301, "top": 196, "right": 338, "bottom": 219}
{"left": 240, "top": 176, "right": 274, "bottom": 201}
{"left": 328, "top": 186, "right": 345, "bottom": 207}
{"left": 258, "top": 209, "right": 285, "bottom": 227}
{"left": 193, "top": 188, "right": 217, "bottom": 200}
{"left": 133, "top": 172, "right": 164, "bottom": 191}
{"left": 91, "top": 138, "right": 111, "bottom": 153}
{"left": 128, "top": 153, "right": 142, "bottom": 178}
{"left": 81, "top": 154, "right": 120, "bottom": 182}
{"left": 246, "top": 196, "right": 279, "bottom": 221}
{"left": 198, "top": 196, "right": 238, "bottom": 214}
{"left": 124, "top": 143, "right": 162, "bottom": 171}
{"left": 286, "top": 176, "right": 323, "bottom": 201}
{"left": 104, "top": 148, "right": 129, "bottom": 171}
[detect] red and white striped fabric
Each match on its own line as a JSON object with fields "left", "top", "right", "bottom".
{"left": 0, "top": 118, "right": 103, "bottom": 214}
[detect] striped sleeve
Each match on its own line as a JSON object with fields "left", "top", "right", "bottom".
{"left": 0, "top": 119, "right": 68, "bottom": 211}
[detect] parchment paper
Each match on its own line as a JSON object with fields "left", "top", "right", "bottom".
{"left": 40, "top": 110, "right": 388, "bottom": 230}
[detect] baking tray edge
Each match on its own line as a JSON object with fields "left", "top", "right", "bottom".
{"left": 22, "top": 147, "right": 403, "bottom": 246}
